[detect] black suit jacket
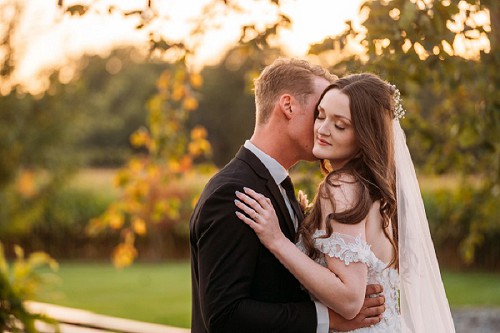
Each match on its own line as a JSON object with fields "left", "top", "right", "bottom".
{"left": 190, "top": 147, "right": 317, "bottom": 333}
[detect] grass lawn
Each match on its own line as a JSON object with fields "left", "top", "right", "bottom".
{"left": 35, "top": 261, "right": 500, "bottom": 328}
{"left": 36, "top": 262, "right": 192, "bottom": 328}
{"left": 443, "top": 270, "right": 500, "bottom": 307}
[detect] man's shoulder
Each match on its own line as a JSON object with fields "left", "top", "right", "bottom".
{"left": 203, "top": 159, "right": 257, "bottom": 195}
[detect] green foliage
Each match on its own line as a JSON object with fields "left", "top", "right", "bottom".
{"left": 0, "top": 243, "right": 59, "bottom": 332}
{"left": 25, "top": 187, "right": 115, "bottom": 258}
{"left": 70, "top": 48, "right": 166, "bottom": 166}
{"left": 309, "top": 0, "right": 499, "bottom": 264}
{"left": 0, "top": 0, "right": 81, "bottom": 239}
{"left": 0, "top": 82, "right": 80, "bottom": 237}
{"left": 423, "top": 185, "right": 500, "bottom": 268}
{"left": 4, "top": 179, "right": 202, "bottom": 261}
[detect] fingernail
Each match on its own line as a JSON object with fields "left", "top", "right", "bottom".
{"left": 234, "top": 199, "right": 240, "bottom": 204}
{"left": 235, "top": 190, "right": 241, "bottom": 195}
{"left": 243, "top": 187, "right": 249, "bottom": 191}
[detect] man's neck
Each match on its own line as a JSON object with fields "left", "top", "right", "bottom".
{"left": 249, "top": 134, "right": 298, "bottom": 170}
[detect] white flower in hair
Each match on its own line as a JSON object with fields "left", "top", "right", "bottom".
{"left": 391, "top": 84, "right": 406, "bottom": 119}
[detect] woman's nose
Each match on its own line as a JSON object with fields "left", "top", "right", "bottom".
{"left": 317, "top": 123, "right": 330, "bottom": 136}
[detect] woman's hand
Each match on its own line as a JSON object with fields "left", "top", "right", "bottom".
{"left": 235, "top": 187, "right": 286, "bottom": 250}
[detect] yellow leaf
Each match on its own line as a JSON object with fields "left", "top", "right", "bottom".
{"left": 188, "top": 141, "right": 200, "bottom": 155}
{"left": 14, "top": 245, "right": 24, "bottom": 259}
{"left": 87, "top": 217, "right": 105, "bottom": 236}
{"left": 172, "top": 84, "right": 186, "bottom": 101}
{"left": 183, "top": 96, "right": 198, "bottom": 111}
{"left": 130, "top": 128, "right": 150, "bottom": 148}
{"left": 189, "top": 73, "right": 203, "bottom": 88}
{"left": 180, "top": 156, "right": 192, "bottom": 171}
{"left": 152, "top": 201, "right": 168, "bottom": 222}
{"left": 129, "top": 158, "right": 144, "bottom": 173}
{"left": 191, "top": 126, "right": 207, "bottom": 140}
{"left": 147, "top": 165, "right": 160, "bottom": 178}
{"left": 16, "top": 170, "right": 36, "bottom": 198}
{"left": 132, "top": 217, "right": 147, "bottom": 236}
{"left": 200, "top": 140, "right": 212, "bottom": 154}
{"left": 132, "top": 181, "right": 150, "bottom": 199}
{"left": 108, "top": 212, "right": 124, "bottom": 229}
{"left": 168, "top": 159, "right": 181, "bottom": 173}
{"left": 112, "top": 243, "right": 137, "bottom": 269}
{"left": 113, "top": 170, "right": 130, "bottom": 188}
{"left": 148, "top": 95, "right": 163, "bottom": 112}
{"left": 156, "top": 71, "right": 171, "bottom": 91}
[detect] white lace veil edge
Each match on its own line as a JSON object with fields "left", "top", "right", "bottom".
{"left": 394, "top": 119, "right": 456, "bottom": 333}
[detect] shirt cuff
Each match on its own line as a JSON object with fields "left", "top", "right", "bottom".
{"left": 315, "top": 301, "right": 329, "bottom": 333}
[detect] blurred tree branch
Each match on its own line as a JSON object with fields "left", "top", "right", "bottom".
{"left": 57, "top": 0, "right": 291, "bottom": 266}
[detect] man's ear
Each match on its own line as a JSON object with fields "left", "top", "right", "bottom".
{"left": 278, "top": 94, "right": 293, "bottom": 120}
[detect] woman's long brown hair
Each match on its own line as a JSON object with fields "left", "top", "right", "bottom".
{"left": 298, "top": 73, "right": 399, "bottom": 269}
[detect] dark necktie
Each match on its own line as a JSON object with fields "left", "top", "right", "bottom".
{"left": 280, "top": 176, "right": 304, "bottom": 222}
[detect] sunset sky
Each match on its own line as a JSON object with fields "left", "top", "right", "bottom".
{"left": 9, "top": 0, "right": 364, "bottom": 92}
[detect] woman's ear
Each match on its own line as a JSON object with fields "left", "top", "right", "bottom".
{"left": 278, "top": 94, "right": 293, "bottom": 119}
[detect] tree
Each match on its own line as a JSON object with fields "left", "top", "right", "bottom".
{"left": 309, "top": 0, "right": 499, "bottom": 264}
{"left": 87, "top": 61, "right": 213, "bottom": 267}
{"left": 1, "top": 3, "right": 64, "bottom": 328}
{"left": 68, "top": 48, "right": 166, "bottom": 166}
{"left": 59, "top": 0, "right": 293, "bottom": 266}
{"left": 0, "top": 0, "right": 80, "bottom": 238}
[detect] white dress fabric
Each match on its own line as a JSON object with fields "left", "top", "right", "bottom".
{"left": 297, "top": 230, "right": 401, "bottom": 333}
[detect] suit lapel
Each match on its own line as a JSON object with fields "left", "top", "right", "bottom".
{"left": 235, "top": 147, "right": 296, "bottom": 240}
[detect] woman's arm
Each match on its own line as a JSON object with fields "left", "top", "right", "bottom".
{"left": 235, "top": 186, "right": 368, "bottom": 320}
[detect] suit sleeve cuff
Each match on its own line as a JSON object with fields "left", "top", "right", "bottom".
{"left": 315, "top": 301, "right": 329, "bottom": 333}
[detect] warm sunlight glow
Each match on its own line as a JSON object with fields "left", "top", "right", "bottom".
{"left": 10, "top": 0, "right": 364, "bottom": 93}
{"left": 5, "top": 0, "right": 491, "bottom": 94}
{"left": 278, "top": 0, "right": 364, "bottom": 56}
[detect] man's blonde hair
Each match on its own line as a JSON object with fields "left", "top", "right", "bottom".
{"left": 254, "top": 58, "right": 337, "bottom": 124}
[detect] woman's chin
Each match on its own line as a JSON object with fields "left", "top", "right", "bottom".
{"left": 312, "top": 149, "right": 330, "bottom": 161}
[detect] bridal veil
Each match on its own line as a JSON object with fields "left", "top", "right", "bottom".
{"left": 394, "top": 119, "right": 456, "bottom": 333}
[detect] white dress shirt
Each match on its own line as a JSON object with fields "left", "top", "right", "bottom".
{"left": 244, "top": 140, "right": 329, "bottom": 333}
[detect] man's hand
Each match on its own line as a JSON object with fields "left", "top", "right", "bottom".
{"left": 329, "top": 284, "right": 385, "bottom": 331}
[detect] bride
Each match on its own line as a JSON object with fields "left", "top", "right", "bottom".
{"left": 235, "top": 73, "right": 455, "bottom": 332}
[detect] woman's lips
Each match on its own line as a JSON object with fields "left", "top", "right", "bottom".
{"left": 316, "top": 138, "right": 331, "bottom": 146}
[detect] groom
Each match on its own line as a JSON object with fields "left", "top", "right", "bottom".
{"left": 189, "top": 58, "right": 385, "bottom": 333}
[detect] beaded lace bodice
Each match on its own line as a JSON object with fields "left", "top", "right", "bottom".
{"left": 297, "top": 230, "right": 401, "bottom": 333}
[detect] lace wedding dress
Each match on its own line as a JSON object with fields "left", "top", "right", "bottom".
{"left": 297, "top": 230, "right": 401, "bottom": 333}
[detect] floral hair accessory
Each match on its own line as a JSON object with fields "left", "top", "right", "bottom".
{"left": 391, "top": 84, "right": 406, "bottom": 119}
